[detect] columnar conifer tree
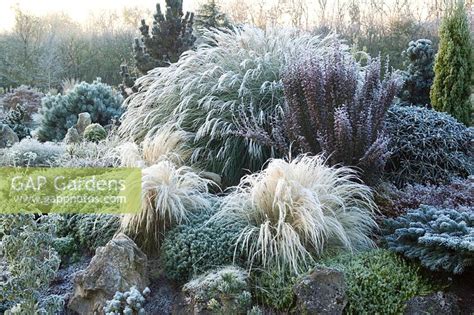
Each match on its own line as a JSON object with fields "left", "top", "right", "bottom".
{"left": 430, "top": 2, "right": 473, "bottom": 125}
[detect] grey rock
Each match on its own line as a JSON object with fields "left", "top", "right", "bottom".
{"left": 404, "top": 291, "right": 460, "bottom": 315}
{"left": 76, "top": 112, "right": 91, "bottom": 135}
{"left": 0, "top": 123, "right": 19, "bottom": 148}
{"left": 67, "top": 233, "right": 148, "bottom": 315}
{"left": 64, "top": 127, "right": 81, "bottom": 144}
{"left": 293, "top": 266, "right": 347, "bottom": 315}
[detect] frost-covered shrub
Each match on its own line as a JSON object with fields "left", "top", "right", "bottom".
{"left": 386, "top": 178, "right": 474, "bottom": 215}
{"left": 2, "top": 105, "right": 31, "bottom": 140}
{"left": 84, "top": 123, "right": 107, "bottom": 142}
{"left": 58, "top": 134, "right": 122, "bottom": 168}
{"left": 161, "top": 205, "right": 243, "bottom": 282}
{"left": 0, "top": 138, "right": 65, "bottom": 167}
{"left": 385, "top": 105, "right": 473, "bottom": 186}
{"left": 324, "top": 249, "right": 433, "bottom": 315}
{"left": 37, "top": 79, "right": 123, "bottom": 141}
{"left": 0, "top": 85, "right": 43, "bottom": 124}
{"left": 212, "top": 155, "right": 377, "bottom": 274}
{"left": 103, "top": 286, "right": 150, "bottom": 315}
{"left": 0, "top": 214, "right": 63, "bottom": 314}
{"left": 398, "top": 39, "right": 435, "bottom": 107}
{"left": 279, "top": 46, "right": 401, "bottom": 184}
{"left": 55, "top": 214, "right": 120, "bottom": 253}
{"left": 251, "top": 266, "right": 297, "bottom": 312}
{"left": 183, "top": 266, "right": 252, "bottom": 314}
{"left": 119, "top": 26, "right": 340, "bottom": 186}
{"left": 384, "top": 206, "right": 474, "bottom": 274}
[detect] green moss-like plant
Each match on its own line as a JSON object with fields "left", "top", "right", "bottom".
{"left": 37, "top": 79, "right": 123, "bottom": 141}
{"left": 84, "top": 123, "right": 107, "bottom": 142}
{"left": 324, "top": 249, "right": 434, "bottom": 315}
{"left": 430, "top": 3, "right": 473, "bottom": 125}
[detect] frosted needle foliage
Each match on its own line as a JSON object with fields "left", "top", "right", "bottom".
{"left": 213, "top": 155, "right": 377, "bottom": 274}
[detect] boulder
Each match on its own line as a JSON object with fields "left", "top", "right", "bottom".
{"left": 0, "top": 123, "right": 19, "bottom": 148}
{"left": 67, "top": 233, "right": 148, "bottom": 315}
{"left": 293, "top": 266, "right": 347, "bottom": 315}
{"left": 64, "top": 127, "right": 81, "bottom": 144}
{"left": 404, "top": 291, "right": 460, "bottom": 315}
{"left": 76, "top": 112, "right": 91, "bottom": 135}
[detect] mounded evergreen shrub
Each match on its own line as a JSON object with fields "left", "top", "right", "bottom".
{"left": 83, "top": 123, "right": 107, "bottom": 142}
{"left": 324, "top": 249, "right": 434, "bottom": 315}
{"left": 384, "top": 206, "right": 474, "bottom": 274}
{"left": 430, "top": 3, "right": 473, "bottom": 125}
{"left": 37, "top": 79, "right": 123, "bottom": 141}
{"left": 0, "top": 85, "right": 43, "bottom": 124}
{"left": 183, "top": 266, "right": 252, "bottom": 314}
{"left": 161, "top": 205, "right": 242, "bottom": 282}
{"left": 385, "top": 105, "right": 473, "bottom": 186}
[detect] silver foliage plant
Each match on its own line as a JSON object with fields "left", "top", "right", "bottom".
{"left": 119, "top": 26, "right": 340, "bottom": 185}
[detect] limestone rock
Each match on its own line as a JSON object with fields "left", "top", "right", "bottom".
{"left": 76, "top": 112, "right": 91, "bottom": 135}
{"left": 0, "top": 123, "right": 19, "bottom": 148}
{"left": 293, "top": 266, "right": 347, "bottom": 315}
{"left": 67, "top": 233, "right": 148, "bottom": 315}
{"left": 64, "top": 127, "right": 81, "bottom": 144}
{"left": 404, "top": 291, "right": 460, "bottom": 315}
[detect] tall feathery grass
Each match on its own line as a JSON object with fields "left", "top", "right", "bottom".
{"left": 119, "top": 125, "right": 216, "bottom": 254}
{"left": 119, "top": 26, "right": 341, "bottom": 185}
{"left": 212, "top": 155, "right": 378, "bottom": 274}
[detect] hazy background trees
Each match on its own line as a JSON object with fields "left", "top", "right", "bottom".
{"left": 0, "top": 0, "right": 472, "bottom": 92}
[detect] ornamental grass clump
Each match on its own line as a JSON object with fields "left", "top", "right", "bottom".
{"left": 212, "top": 155, "right": 377, "bottom": 274}
{"left": 119, "top": 125, "right": 216, "bottom": 254}
{"left": 119, "top": 26, "right": 339, "bottom": 185}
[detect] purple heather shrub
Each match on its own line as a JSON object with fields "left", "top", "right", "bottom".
{"left": 381, "top": 177, "right": 474, "bottom": 217}
{"left": 280, "top": 46, "right": 402, "bottom": 184}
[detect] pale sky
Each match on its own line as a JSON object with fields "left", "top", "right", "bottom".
{"left": 0, "top": 0, "right": 199, "bottom": 30}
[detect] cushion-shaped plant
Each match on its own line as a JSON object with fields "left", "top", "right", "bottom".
{"left": 212, "top": 154, "right": 377, "bottom": 274}
{"left": 323, "top": 249, "right": 434, "bottom": 315}
{"left": 384, "top": 205, "right": 474, "bottom": 274}
{"left": 385, "top": 105, "right": 473, "bottom": 186}
{"left": 83, "top": 123, "right": 107, "bottom": 142}
{"left": 183, "top": 266, "right": 252, "bottom": 314}
{"left": 161, "top": 205, "right": 242, "bottom": 282}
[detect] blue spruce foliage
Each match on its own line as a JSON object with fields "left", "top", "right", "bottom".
{"left": 384, "top": 205, "right": 474, "bottom": 274}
